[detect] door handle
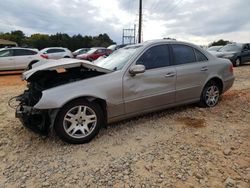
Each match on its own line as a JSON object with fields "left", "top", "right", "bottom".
{"left": 165, "top": 72, "right": 175, "bottom": 77}
{"left": 200, "top": 66, "right": 208, "bottom": 71}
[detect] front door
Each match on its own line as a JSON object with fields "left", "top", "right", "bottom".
{"left": 123, "top": 44, "right": 176, "bottom": 114}
{"left": 0, "top": 49, "right": 15, "bottom": 70}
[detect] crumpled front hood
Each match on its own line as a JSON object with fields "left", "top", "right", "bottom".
{"left": 22, "top": 58, "right": 112, "bottom": 80}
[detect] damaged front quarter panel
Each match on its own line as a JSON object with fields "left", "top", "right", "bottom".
{"left": 16, "top": 59, "right": 114, "bottom": 135}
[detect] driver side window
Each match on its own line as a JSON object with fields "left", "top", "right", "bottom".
{"left": 136, "top": 45, "right": 170, "bottom": 70}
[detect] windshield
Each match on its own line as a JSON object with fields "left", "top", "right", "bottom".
{"left": 219, "top": 44, "right": 242, "bottom": 52}
{"left": 94, "top": 45, "right": 142, "bottom": 71}
{"left": 207, "top": 46, "right": 222, "bottom": 51}
{"left": 0, "top": 50, "right": 12, "bottom": 57}
{"left": 87, "top": 49, "right": 97, "bottom": 54}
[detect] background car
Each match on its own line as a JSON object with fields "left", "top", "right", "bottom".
{"left": 212, "top": 43, "right": 250, "bottom": 66}
{"left": 76, "top": 47, "right": 112, "bottom": 61}
{"left": 16, "top": 40, "right": 234, "bottom": 144}
{"left": 0, "top": 47, "right": 44, "bottom": 70}
{"left": 207, "top": 45, "right": 223, "bottom": 52}
{"left": 107, "top": 44, "right": 128, "bottom": 51}
{"left": 72, "top": 48, "right": 90, "bottom": 57}
{"left": 40, "top": 47, "right": 73, "bottom": 59}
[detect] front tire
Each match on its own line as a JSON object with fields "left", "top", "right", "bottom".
{"left": 54, "top": 99, "right": 103, "bottom": 144}
{"left": 200, "top": 81, "right": 220, "bottom": 107}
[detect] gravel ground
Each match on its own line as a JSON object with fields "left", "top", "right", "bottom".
{"left": 0, "top": 65, "right": 249, "bottom": 188}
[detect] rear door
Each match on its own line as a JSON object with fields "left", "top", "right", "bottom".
{"left": 0, "top": 49, "right": 15, "bottom": 70}
{"left": 123, "top": 44, "right": 176, "bottom": 114}
{"left": 171, "top": 44, "right": 209, "bottom": 102}
{"left": 14, "top": 49, "right": 38, "bottom": 69}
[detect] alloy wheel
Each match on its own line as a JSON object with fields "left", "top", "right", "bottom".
{"left": 205, "top": 85, "right": 220, "bottom": 107}
{"left": 63, "top": 105, "right": 97, "bottom": 138}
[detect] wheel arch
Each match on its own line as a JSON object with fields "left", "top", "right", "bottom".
{"left": 27, "top": 59, "right": 39, "bottom": 70}
{"left": 57, "top": 96, "right": 108, "bottom": 127}
{"left": 203, "top": 77, "right": 224, "bottom": 94}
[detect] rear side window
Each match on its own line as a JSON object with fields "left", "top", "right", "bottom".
{"left": 46, "top": 49, "right": 65, "bottom": 53}
{"left": 14, "top": 49, "right": 37, "bottom": 56}
{"left": 0, "top": 49, "right": 13, "bottom": 57}
{"left": 172, "top": 44, "right": 196, "bottom": 65}
{"left": 136, "top": 44, "right": 170, "bottom": 69}
{"left": 195, "top": 49, "right": 208, "bottom": 62}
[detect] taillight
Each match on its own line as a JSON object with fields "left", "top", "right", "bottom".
{"left": 229, "top": 64, "right": 233, "bottom": 73}
{"left": 40, "top": 54, "right": 48, "bottom": 59}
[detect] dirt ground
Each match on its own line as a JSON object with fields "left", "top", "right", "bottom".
{"left": 0, "top": 65, "right": 249, "bottom": 188}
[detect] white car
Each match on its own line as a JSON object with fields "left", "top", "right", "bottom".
{"left": 0, "top": 47, "right": 44, "bottom": 71}
{"left": 40, "top": 47, "right": 73, "bottom": 59}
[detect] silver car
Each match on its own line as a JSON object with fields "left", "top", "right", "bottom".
{"left": 39, "top": 47, "right": 73, "bottom": 59}
{"left": 16, "top": 40, "right": 234, "bottom": 144}
{"left": 0, "top": 47, "right": 43, "bottom": 70}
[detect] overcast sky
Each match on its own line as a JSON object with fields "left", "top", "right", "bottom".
{"left": 0, "top": 0, "right": 249, "bottom": 45}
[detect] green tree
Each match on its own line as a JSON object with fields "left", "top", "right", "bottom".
{"left": 0, "top": 30, "right": 25, "bottom": 46}
{"left": 26, "top": 34, "right": 50, "bottom": 49}
{"left": 0, "top": 30, "right": 115, "bottom": 50}
{"left": 209, "top": 39, "right": 230, "bottom": 47}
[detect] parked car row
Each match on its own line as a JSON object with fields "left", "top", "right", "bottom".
{"left": 0, "top": 45, "right": 120, "bottom": 71}
{"left": 207, "top": 43, "right": 250, "bottom": 67}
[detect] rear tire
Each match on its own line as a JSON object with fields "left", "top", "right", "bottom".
{"left": 54, "top": 99, "right": 103, "bottom": 144}
{"left": 199, "top": 81, "right": 220, "bottom": 107}
{"left": 27, "top": 60, "right": 39, "bottom": 70}
{"left": 233, "top": 57, "right": 241, "bottom": 67}
{"left": 88, "top": 58, "right": 94, "bottom": 62}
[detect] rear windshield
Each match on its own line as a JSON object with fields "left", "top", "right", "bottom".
{"left": 219, "top": 44, "right": 242, "bottom": 52}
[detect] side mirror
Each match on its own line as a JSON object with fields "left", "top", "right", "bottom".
{"left": 129, "top": 64, "right": 145, "bottom": 76}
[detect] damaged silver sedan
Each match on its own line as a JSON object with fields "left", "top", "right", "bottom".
{"left": 15, "top": 40, "right": 235, "bottom": 144}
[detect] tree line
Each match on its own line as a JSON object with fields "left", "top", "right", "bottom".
{"left": 0, "top": 30, "right": 115, "bottom": 51}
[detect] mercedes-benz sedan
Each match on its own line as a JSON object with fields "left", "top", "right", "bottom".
{"left": 16, "top": 40, "right": 234, "bottom": 144}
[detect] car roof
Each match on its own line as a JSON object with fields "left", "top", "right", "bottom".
{"left": 41, "top": 47, "right": 67, "bottom": 50}
{"left": 91, "top": 47, "right": 106, "bottom": 49}
{"left": 125, "top": 39, "right": 203, "bottom": 49}
{"left": 0, "top": 47, "right": 38, "bottom": 51}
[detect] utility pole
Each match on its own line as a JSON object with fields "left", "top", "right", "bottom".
{"left": 138, "top": 0, "right": 142, "bottom": 43}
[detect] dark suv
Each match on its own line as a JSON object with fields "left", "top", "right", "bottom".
{"left": 214, "top": 43, "right": 250, "bottom": 67}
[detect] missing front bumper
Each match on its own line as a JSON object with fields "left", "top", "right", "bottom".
{"left": 15, "top": 105, "right": 50, "bottom": 135}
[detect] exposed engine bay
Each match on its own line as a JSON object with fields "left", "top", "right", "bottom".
{"left": 15, "top": 63, "right": 106, "bottom": 135}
